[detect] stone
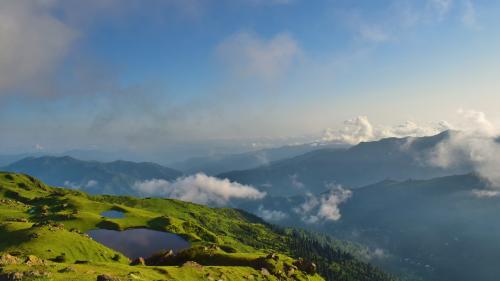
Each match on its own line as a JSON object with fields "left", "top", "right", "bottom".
{"left": 96, "top": 274, "right": 121, "bottom": 281}
{"left": 25, "top": 255, "right": 46, "bottom": 266}
{"left": 0, "top": 271, "right": 24, "bottom": 280}
{"left": 260, "top": 268, "right": 270, "bottom": 276}
{"left": 130, "top": 257, "right": 145, "bottom": 266}
{"left": 0, "top": 254, "right": 21, "bottom": 266}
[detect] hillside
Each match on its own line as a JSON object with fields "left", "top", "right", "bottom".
{"left": 0, "top": 172, "right": 395, "bottom": 281}
{"left": 2, "top": 156, "right": 182, "bottom": 195}
{"left": 219, "top": 131, "right": 470, "bottom": 196}
{"left": 249, "top": 173, "right": 500, "bottom": 281}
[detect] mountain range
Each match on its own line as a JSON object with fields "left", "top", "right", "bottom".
{"left": 1, "top": 156, "right": 182, "bottom": 195}
{"left": 219, "top": 131, "right": 471, "bottom": 196}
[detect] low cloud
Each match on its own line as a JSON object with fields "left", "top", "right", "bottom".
{"left": 216, "top": 31, "right": 301, "bottom": 80}
{"left": 132, "top": 173, "right": 266, "bottom": 205}
{"left": 428, "top": 109, "right": 500, "bottom": 187}
{"left": 321, "top": 116, "right": 448, "bottom": 145}
{"left": 257, "top": 205, "right": 288, "bottom": 221}
{"left": 471, "top": 189, "right": 500, "bottom": 198}
{"left": 63, "top": 179, "right": 98, "bottom": 190}
{"left": 289, "top": 174, "right": 305, "bottom": 189}
{"left": 294, "top": 185, "right": 352, "bottom": 223}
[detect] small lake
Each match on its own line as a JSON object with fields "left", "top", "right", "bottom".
{"left": 86, "top": 228, "right": 190, "bottom": 259}
{"left": 100, "top": 210, "right": 125, "bottom": 219}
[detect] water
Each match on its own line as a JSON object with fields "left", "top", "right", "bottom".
{"left": 86, "top": 228, "right": 190, "bottom": 259}
{"left": 100, "top": 210, "right": 125, "bottom": 218}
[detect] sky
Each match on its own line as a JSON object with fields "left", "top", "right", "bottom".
{"left": 1, "top": 0, "right": 500, "bottom": 161}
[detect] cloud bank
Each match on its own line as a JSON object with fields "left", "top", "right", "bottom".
{"left": 429, "top": 109, "right": 500, "bottom": 187}
{"left": 321, "top": 116, "right": 449, "bottom": 145}
{"left": 257, "top": 205, "right": 288, "bottom": 221}
{"left": 132, "top": 173, "right": 266, "bottom": 205}
{"left": 294, "top": 184, "right": 352, "bottom": 223}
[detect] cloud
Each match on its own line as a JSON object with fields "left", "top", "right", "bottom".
{"left": 216, "top": 31, "right": 301, "bottom": 80}
{"left": 294, "top": 185, "right": 352, "bottom": 223}
{"left": 63, "top": 179, "right": 98, "bottom": 190}
{"left": 462, "top": 0, "right": 479, "bottom": 29}
{"left": 0, "top": 0, "right": 76, "bottom": 95}
{"left": 471, "top": 189, "right": 500, "bottom": 198}
{"left": 428, "top": 0, "right": 454, "bottom": 20}
{"left": 321, "top": 116, "right": 448, "bottom": 145}
{"left": 257, "top": 205, "right": 288, "bottom": 221}
{"left": 358, "top": 24, "right": 390, "bottom": 43}
{"left": 132, "top": 173, "right": 266, "bottom": 205}
{"left": 428, "top": 109, "right": 500, "bottom": 187}
{"left": 289, "top": 174, "right": 305, "bottom": 189}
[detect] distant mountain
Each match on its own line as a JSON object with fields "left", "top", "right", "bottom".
{"left": 1, "top": 156, "right": 182, "bottom": 195}
{"left": 244, "top": 173, "right": 500, "bottom": 281}
{"left": 219, "top": 131, "right": 470, "bottom": 196}
{"left": 172, "top": 143, "right": 348, "bottom": 175}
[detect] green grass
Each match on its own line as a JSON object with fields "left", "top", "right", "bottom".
{"left": 0, "top": 172, "right": 324, "bottom": 280}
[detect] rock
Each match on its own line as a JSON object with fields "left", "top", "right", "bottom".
{"left": 182, "top": 261, "right": 203, "bottom": 270}
{"left": 58, "top": 267, "right": 76, "bottom": 273}
{"left": 25, "top": 270, "right": 51, "bottom": 278}
{"left": 130, "top": 257, "right": 145, "bottom": 266}
{"left": 293, "top": 259, "right": 317, "bottom": 275}
{"left": 0, "top": 271, "right": 24, "bottom": 280}
{"left": 25, "top": 255, "right": 46, "bottom": 266}
{"left": 260, "top": 268, "right": 270, "bottom": 276}
{"left": 96, "top": 274, "right": 121, "bottom": 281}
{"left": 144, "top": 250, "right": 175, "bottom": 266}
{"left": 0, "top": 254, "right": 21, "bottom": 266}
{"left": 266, "top": 253, "right": 279, "bottom": 261}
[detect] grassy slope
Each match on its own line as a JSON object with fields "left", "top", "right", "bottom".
{"left": 0, "top": 172, "right": 395, "bottom": 281}
{"left": 0, "top": 172, "right": 323, "bottom": 280}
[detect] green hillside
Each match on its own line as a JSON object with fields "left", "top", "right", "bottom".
{"left": 0, "top": 172, "right": 394, "bottom": 281}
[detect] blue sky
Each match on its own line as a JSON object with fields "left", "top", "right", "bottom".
{"left": 1, "top": 0, "right": 499, "bottom": 160}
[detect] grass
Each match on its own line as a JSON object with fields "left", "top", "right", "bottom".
{"left": 0, "top": 172, "right": 324, "bottom": 280}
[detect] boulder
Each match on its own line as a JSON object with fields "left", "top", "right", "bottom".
{"left": 130, "top": 257, "right": 145, "bottom": 266}
{"left": 293, "top": 258, "right": 317, "bottom": 275}
{"left": 0, "top": 254, "right": 21, "bottom": 266}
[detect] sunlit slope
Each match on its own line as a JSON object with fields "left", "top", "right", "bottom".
{"left": 0, "top": 172, "right": 394, "bottom": 281}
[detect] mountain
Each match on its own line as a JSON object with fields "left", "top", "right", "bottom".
{"left": 1, "top": 156, "right": 182, "bottom": 195}
{"left": 0, "top": 172, "right": 395, "bottom": 281}
{"left": 219, "top": 131, "right": 470, "bottom": 196}
{"left": 172, "top": 143, "right": 348, "bottom": 175}
{"left": 249, "top": 173, "right": 500, "bottom": 281}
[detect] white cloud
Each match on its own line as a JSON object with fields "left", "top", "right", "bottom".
{"left": 216, "top": 31, "right": 301, "bottom": 80}
{"left": 294, "top": 185, "right": 352, "bottom": 223}
{"left": 471, "top": 189, "right": 500, "bottom": 198}
{"left": 428, "top": 109, "right": 500, "bottom": 187}
{"left": 0, "top": 0, "right": 76, "bottom": 94}
{"left": 289, "top": 174, "right": 305, "bottom": 189}
{"left": 132, "top": 173, "right": 266, "bottom": 205}
{"left": 321, "top": 116, "right": 448, "bottom": 145}
{"left": 63, "top": 179, "right": 99, "bottom": 190}
{"left": 257, "top": 205, "right": 288, "bottom": 221}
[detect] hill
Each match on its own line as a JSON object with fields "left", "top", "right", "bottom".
{"left": 219, "top": 131, "right": 470, "bottom": 196}
{"left": 2, "top": 156, "right": 182, "bottom": 195}
{"left": 0, "top": 172, "right": 395, "bottom": 281}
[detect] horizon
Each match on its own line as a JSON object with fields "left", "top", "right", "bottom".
{"left": 1, "top": 0, "right": 500, "bottom": 161}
